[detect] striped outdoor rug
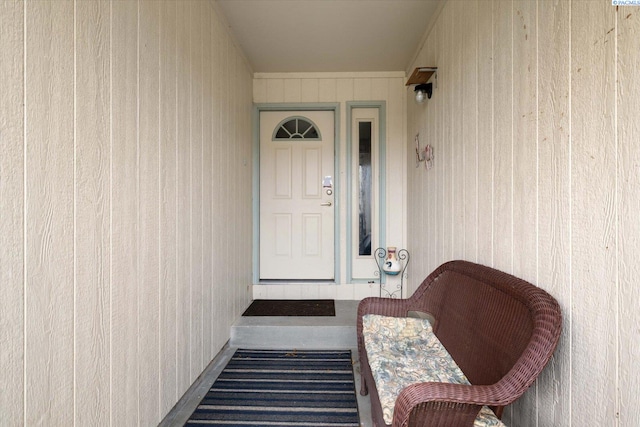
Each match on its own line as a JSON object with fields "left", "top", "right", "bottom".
{"left": 185, "top": 349, "right": 360, "bottom": 427}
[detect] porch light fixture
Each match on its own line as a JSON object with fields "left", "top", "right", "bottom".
{"left": 414, "top": 83, "right": 432, "bottom": 103}
{"left": 406, "top": 67, "right": 437, "bottom": 104}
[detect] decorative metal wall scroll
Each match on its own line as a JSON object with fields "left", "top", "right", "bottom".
{"left": 374, "top": 247, "right": 410, "bottom": 298}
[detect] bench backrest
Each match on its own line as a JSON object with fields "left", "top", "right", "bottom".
{"left": 408, "top": 261, "right": 561, "bottom": 388}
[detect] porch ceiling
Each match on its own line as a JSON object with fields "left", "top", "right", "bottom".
{"left": 216, "top": 0, "right": 443, "bottom": 73}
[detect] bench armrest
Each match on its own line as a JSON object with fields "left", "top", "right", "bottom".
{"left": 393, "top": 382, "right": 504, "bottom": 427}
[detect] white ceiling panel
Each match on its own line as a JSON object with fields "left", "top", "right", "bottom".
{"left": 216, "top": 0, "right": 443, "bottom": 73}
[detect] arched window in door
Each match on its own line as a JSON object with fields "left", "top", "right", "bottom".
{"left": 272, "top": 116, "right": 321, "bottom": 140}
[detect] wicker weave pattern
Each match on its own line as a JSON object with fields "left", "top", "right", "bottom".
{"left": 357, "top": 260, "right": 562, "bottom": 427}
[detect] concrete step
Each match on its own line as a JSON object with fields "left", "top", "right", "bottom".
{"left": 230, "top": 300, "right": 359, "bottom": 349}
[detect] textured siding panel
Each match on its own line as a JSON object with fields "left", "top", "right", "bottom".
{"left": 491, "top": 0, "right": 514, "bottom": 274}
{"left": 24, "top": 1, "right": 75, "bottom": 424}
{"left": 110, "top": 0, "right": 139, "bottom": 423}
{"left": 201, "top": 0, "right": 214, "bottom": 378}
{"left": 461, "top": 1, "right": 478, "bottom": 263}
{"left": 159, "top": 0, "right": 178, "bottom": 415}
{"left": 0, "top": 1, "right": 24, "bottom": 425}
{"left": 138, "top": 0, "right": 161, "bottom": 422}
{"left": 536, "top": 0, "right": 572, "bottom": 425}
{"left": 570, "top": 2, "right": 618, "bottom": 424}
{"left": 617, "top": 8, "right": 640, "bottom": 427}
{"left": 189, "top": 0, "right": 204, "bottom": 384}
{"left": 74, "top": 0, "right": 111, "bottom": 424}
{"left": 175, "top": 0, "right": 192, "bottom": 399}
{"left": 476, "top": 0, "right": 494, "bottom": 268}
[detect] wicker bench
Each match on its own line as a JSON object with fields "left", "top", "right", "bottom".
{"left": 356, "top": 260, "right": 562, "bottom": 427}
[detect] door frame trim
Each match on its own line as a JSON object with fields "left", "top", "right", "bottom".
{"left": 252, "top": 103, "right": 341, "bottom": 285}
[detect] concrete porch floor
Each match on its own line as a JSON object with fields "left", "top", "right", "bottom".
{"left": 159, "top": 300, "right": 373, "bottom": 427}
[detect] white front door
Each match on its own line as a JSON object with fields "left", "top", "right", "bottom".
{"left": 259, "top": 110, "right": 335, "bottom": 280}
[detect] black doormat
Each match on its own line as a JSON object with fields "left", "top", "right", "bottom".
{"left": 242, "top": 299, "right": 336, "bottom": 316}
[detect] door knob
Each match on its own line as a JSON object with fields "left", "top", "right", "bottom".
{"left": 321, "top": 202, "right": 332, "bottom": 207}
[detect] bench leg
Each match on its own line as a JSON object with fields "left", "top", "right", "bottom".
{"left": 360, "top": 375, "right": 369, "bottom": 396}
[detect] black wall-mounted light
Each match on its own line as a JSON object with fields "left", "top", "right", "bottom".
{"left": 406, "top": 67, "right": 437, "bottom": 104}
{"left": 414, "top": 83, "right": 433, "bottom": 104}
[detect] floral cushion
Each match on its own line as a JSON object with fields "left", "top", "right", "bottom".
{"left": 362, "top": 314, "right": 505, "bottom": 427}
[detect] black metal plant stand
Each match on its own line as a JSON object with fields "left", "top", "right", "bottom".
{"left": 374, "top": 247, "right": 410, "bottom": 298}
